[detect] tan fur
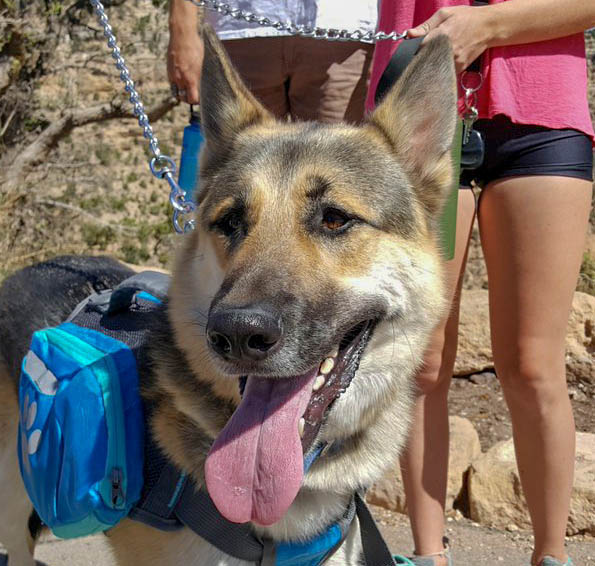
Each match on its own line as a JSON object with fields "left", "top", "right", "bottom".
{"left": 119, "top": 29, "right": 455, "bottom": 566}
{"left": 0, "top": 365, "right": 35, "bottom": 566}
{"left": 0, "top": 27, "right": 457, "bottom": 566}
{"left": 136, "top": 28, "right": 454, "bottom": 565}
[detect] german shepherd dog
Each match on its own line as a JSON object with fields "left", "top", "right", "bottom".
{"left": 0, "top": 27, "right": 457, "bottom": 566}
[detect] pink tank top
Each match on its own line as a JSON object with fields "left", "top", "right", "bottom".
{"left": 366, "top": 0, "right": 595, "bottom": 141}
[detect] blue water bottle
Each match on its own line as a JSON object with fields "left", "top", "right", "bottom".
{"left": 178, "top": 105, "right": 204, "bottom": 202}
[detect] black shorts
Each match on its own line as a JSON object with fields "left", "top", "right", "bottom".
{"left": 460, "top": 114, "right": 594, "bottom": 188}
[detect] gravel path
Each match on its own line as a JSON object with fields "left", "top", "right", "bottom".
{"left": 2, "top": 510, "right": 594, "bottom": 566}
{"left": 374, "top": 507, "right": 595, "bottom": 566}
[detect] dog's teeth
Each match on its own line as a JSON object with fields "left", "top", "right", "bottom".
{"left": 327, "top": 347, "right": 339, "bottom": 359}
{"left": 298, "top": 418, "right": 305, "bottom": 438}
{"left": 313, "top": 375, "right": 326, "bottom": 392}
{"left": 320, "top": 358, "right": 335, "bottom": 375}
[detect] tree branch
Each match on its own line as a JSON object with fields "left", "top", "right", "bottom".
{"left": 34, "top": 198, "right": 138, "bottom": 233}
{"left": 2, "top": 95, "right": 179, "bottom": 192}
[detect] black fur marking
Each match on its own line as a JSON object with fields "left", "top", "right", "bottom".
{"left": 27, "top": 510, "right": 43, "bottom": 541}
{"left": 210, "top": 203, "right": 249, "bottom": 251}
{"left": 0, "top": 256, "right": 134, "bottom": 381}
{"left": 201, "top": 127, "right": 417, "bottom": 241}
{"left": 305, "top": 176, "right": 332, "bottom": 202}
{"left": 147, "top": 302, "right": 236, "bottom": 428}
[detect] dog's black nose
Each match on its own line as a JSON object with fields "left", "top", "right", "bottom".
{"left": 207, "top": 306, "right": 283, "bottom": 361}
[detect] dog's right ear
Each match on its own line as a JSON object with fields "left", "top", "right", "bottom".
{"left": 199, "top": 25, "right": 274, "bottom": 160}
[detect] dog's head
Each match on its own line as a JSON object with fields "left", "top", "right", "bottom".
{"left": 168, "top": 26, "right": 457, "bottom": 528}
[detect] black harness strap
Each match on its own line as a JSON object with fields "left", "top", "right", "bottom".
{"left": 355, "top": 492, "right": 396, "bottom": 566}
{"left": 175, "top": 478, "right": 266, "bottom": 562}
{"left": 107, "top": 270, "right": 171, "bottom": 314}
{"left": 102, "top": 272, "right": 397, "bottom": 565}
{"left": 131, "top": 450, "right": 395, "bottom": 565}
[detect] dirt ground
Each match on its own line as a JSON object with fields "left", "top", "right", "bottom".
{"left": 449, "top": 373, "right": 595, "bottom": 451}
{"left": 374, "top": 506, "right": 595, "bottom": 565}
{"left": 2, "top": 512, "right": 594, "bottom": 566}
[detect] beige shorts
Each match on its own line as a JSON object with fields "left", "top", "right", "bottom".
{"left": 222, "top": 36, "right": 374, "bottom": 124}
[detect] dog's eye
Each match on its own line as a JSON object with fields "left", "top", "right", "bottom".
{"left": 216, "top": 210, "right": 245, "bottom": 239}
{"left": 321, "top": 208, "right": 353, "bottom": 233}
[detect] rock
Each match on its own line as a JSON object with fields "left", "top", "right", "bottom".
{"left": 469, "top": 371, "right": 495, "bottom": 385}
{"left": 454, "top": 290, "right": 492, "bottom": 376}
{"left": 569, "top": 433, "right": 595, "bottom": 535}
{"left": 0, "top": 57, "right": 12, "bottom": 93}
{"left": 463, "top": 223, "right": 488, "bottom": 290}
{"left": 568, "top": 387, "right": 587, "bottom": 401}
{"left": 447, "top": 416, "right": 482, "bottom": 509}
{"left": 454, "top": 290, "right": 595, "bottom": 388}
{"left": 367, "top": 416, "right": 481, "bottom": 513}
{"left": 565, "top": 292, "right": 595, "bottom": 387}
{"left": 366, "top": 463, "right": 407, "bottom": 514}
{"left": 468, "top": 433, "right": 595, "bottom": 535}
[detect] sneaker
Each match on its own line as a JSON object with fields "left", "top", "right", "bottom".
{"left": 538, "top": 558, "right": 574, "bottom": 566}
{"left": 393, "top": 539, "right": 452, "bottom": 566}
{"left": 394, "top": 555, "right": 451, "bottom": 566}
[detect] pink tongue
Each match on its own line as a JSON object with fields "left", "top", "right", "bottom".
{"left": 204, "top": 370, "right": 318, "bottom": 525}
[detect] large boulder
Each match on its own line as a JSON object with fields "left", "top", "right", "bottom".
{"left": 454, "top": 290, "right": 595, "bottom": 388}
{"left": 565, "top": 292, "right": 595, "bottom": 386}
{"left": 367, "top": 416, "right": 481, "bottom": 513}
{"left": 468, "top": 433, "right": 595, "bottom": 535}
{"left": 454, "top": 289, "right": 492, "bottom": 376}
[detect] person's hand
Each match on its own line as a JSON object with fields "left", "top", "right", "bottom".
{"left": 407, "top": 6, "right": 493, "bottom": 74}
{"left": 167, "top": 27, "right": 204, "bottom": 104}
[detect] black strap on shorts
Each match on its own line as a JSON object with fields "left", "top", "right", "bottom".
{"left": 375, "top": 36, "right": 424, "bottom": 105}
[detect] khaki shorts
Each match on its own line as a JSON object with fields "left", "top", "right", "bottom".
{"left": 222, "top": 36, "right": 373, "bottom": 124}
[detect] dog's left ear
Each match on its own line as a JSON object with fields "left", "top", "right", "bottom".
{"left": 368, "top": 36, "right": 458, "bottom": 218}
{"left": 199, "top": 25, "right": 274, "bottom": 162}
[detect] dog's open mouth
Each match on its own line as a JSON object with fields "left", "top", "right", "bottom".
{"left": 204, "top": 320, "right": 376, "bottom": 526}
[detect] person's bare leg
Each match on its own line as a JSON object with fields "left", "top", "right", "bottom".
{"left": 478, "top": 176, "right": 592, "bottom": 565}
{"left": 401, "top": 188, "right": 476, "bottom": 564}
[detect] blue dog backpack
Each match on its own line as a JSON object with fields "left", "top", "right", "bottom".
{"left": 16, "top": 269, "right": 398, "bottom": 566}
{"left": 18, "top": 271, "right": 168, "bottom": 538}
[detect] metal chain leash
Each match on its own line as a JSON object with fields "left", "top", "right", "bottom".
{"left": 186, "top": 0, "right": 407, "bottom": 43}
{"left": 90, "top": 0, "right": 195, "bottom": 234}
{"left": 90, "top": 0, "right": 408, "bottom": 234}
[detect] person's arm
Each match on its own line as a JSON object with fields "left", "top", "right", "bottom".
{"left": 167, "top": 0, "right": 204, "bottom": 104}
{"left": 408, "top": 0, "right": 595, "bottom": 74}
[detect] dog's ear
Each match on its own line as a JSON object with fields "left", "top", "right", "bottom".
{"left": 368, "top": 36, "right": 458, "bottom": 217}
{"left": 199, "top": 25, "right": 274, "bottom": 159}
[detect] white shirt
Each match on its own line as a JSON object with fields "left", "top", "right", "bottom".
{"left": 207, "top": 1, "right": 378, "bottom": 41}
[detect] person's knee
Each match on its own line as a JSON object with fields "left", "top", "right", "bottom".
{"left": 415, "top": 349, "right": 453, "bottom": 396}
{"left": 495, "top": 346, "right": 567, "bottom": 410}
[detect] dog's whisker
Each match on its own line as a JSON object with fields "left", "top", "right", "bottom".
{"left": 390, "top": 319, "right": 397, "bottom": 364}
{"left": 412, "top": 264, "right": 439, "bottom": 277}
{"left": 397, "top": 324, "right": 417, "bottom": 373}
